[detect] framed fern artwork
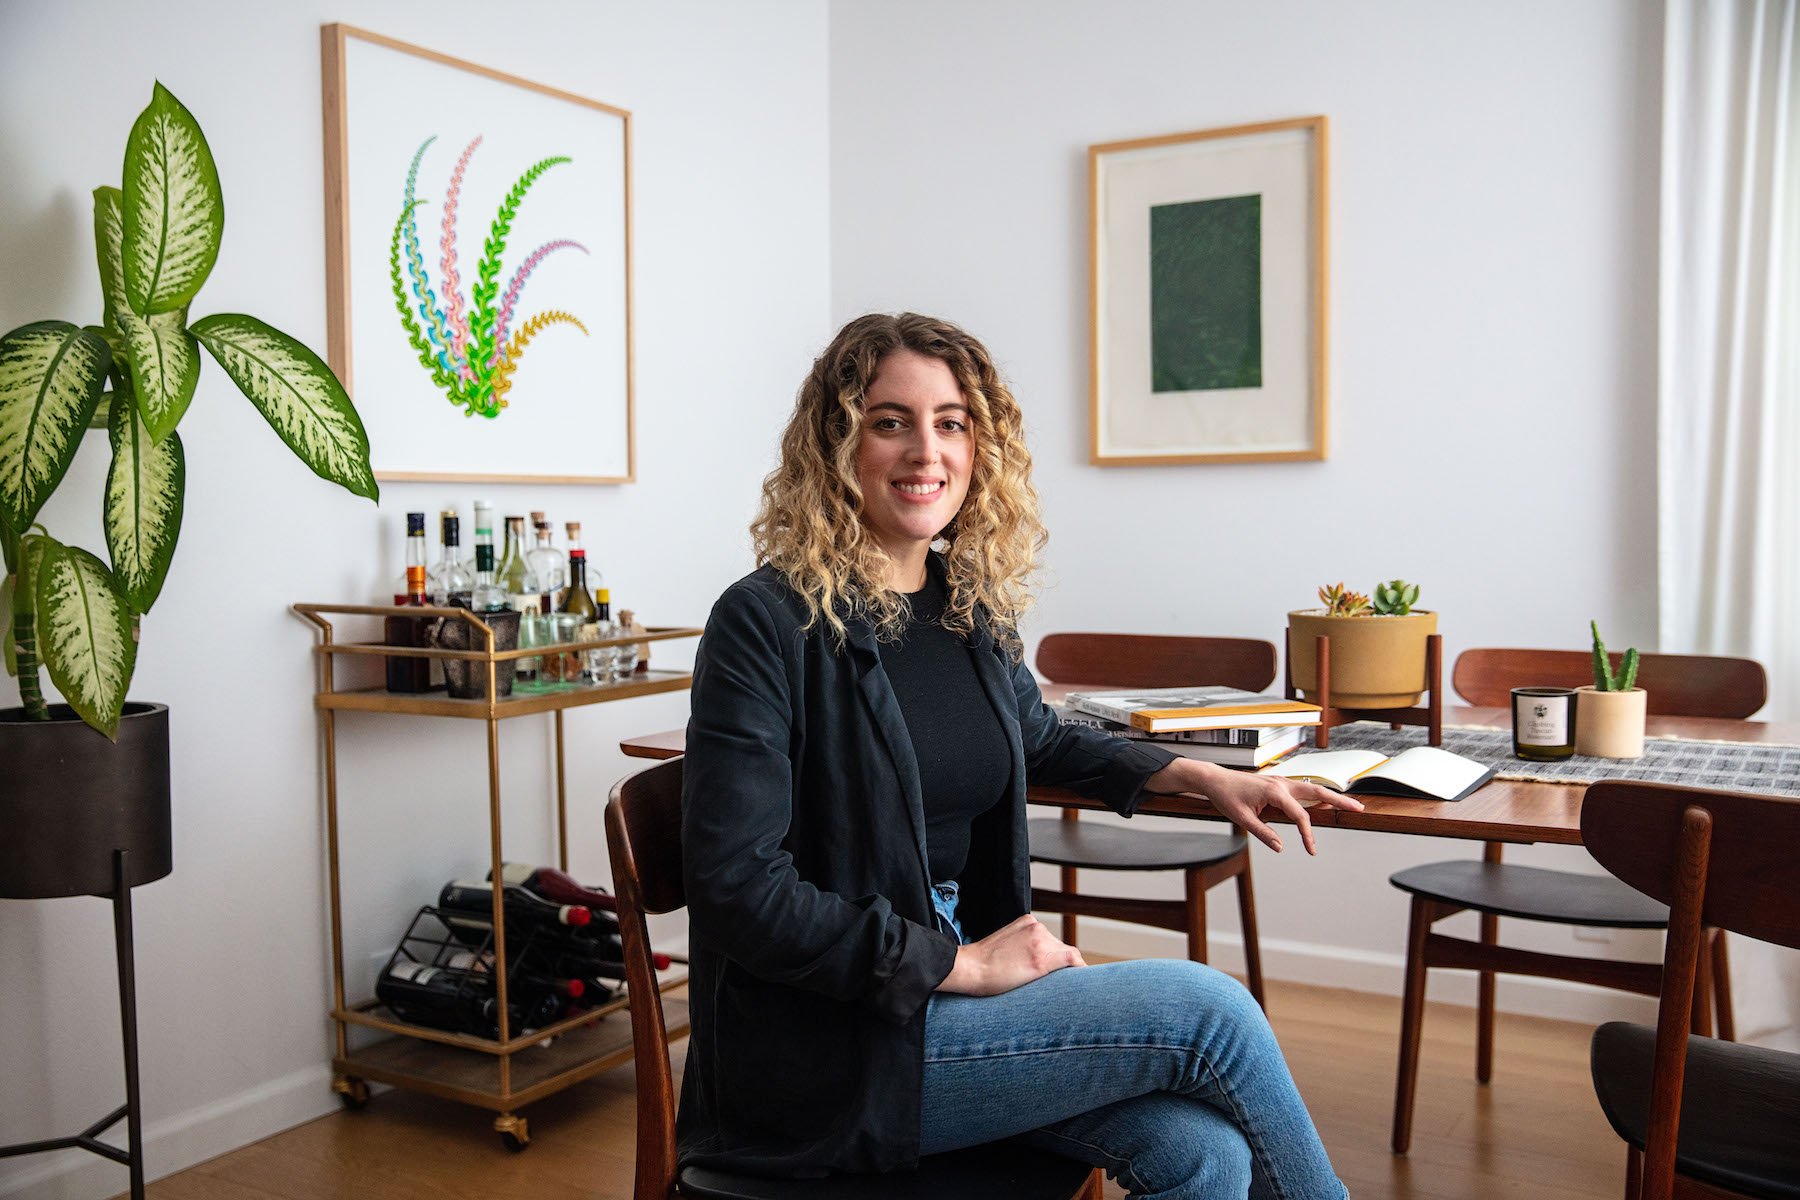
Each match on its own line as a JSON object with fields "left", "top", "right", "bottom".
{"left": 321, "top": 25, "right": 634, "bottom": 483}
{"left": 1089, "top": 116, "right": 1327, "bottom": 466}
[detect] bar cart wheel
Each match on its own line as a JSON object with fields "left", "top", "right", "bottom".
{"left": 495, "top": 1113, "right": 529, "bottom": 1152}
{"left": 332, "top": 1077, "right": 370, "bottom": 1111}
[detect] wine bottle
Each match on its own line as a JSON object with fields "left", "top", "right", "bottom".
{"left": 498, "top": 515, "right": 536, "bottom": 606}
{"left": 490, "top": 862, "right": 617, "bottom": 913}
{"left": 437, "top": 880, "right": 593, "bottom": 930}
{"left": 467, "top": 499, "right": 495, "bottom": 579}
{"left": 431, "top": 511, "right": 474, "bottom": 606}
{"left": 378, "top": 961, "right": 563, "bottom": 1038}
{"left": 558, "top": 549, "right": 597, "bottom": 619}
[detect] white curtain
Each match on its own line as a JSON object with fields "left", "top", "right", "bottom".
{"left": 1658, "top": 0, "right": 1800, "bottom": 1050}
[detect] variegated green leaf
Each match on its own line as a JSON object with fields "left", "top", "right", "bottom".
{"left": 122, "top": 82, "right": 222, "bottom": 316}
{"left": 94, "top": 186, "right": 129, "bottom": 324}
{"left": 0, "top": 321, "right": 110, "bottom": 532}
{"left": 33, "top": 539, "right": 135, "bottom": 739}
{"left": 190, "top": 314, "right": 378, "bottom": 500}
{"left": 105, "top": 391, "right": 183, "bottom": 613}
{"left": 115, "top": 306, "right": 199, "bottom": 440}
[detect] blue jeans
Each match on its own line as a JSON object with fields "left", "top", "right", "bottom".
{"left": 919, "top": 894, "right": 1346, "bottom": 1199}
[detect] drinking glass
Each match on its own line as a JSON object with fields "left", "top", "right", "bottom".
{"left": 547, "top": 613, "right": 583, "bottom": 687}
{"left": 513, "top": 611, "right": 545, "bottom": 693}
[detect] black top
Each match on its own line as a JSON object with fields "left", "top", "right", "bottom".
{"left": 678, "top": 556, "right": 1178, "bottom": 1176}
{"left": 881, "top": 571, "right": 1010, "bottom": 883}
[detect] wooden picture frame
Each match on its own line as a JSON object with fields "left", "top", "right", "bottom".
{"left": 321, "top": 24, "right": 635, "bottom": 484}
{"left": 1089, "top": 116, "right": 1328, "bottom": 466}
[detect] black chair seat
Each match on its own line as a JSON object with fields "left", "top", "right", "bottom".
{"left": 1389, "top": 860, "right": 1669, "bottom": 928}
{"left": 1027, "top": 817, "right": 1247, "bottom": 871}
{"left": 1591, "top": 1022, "right": 1800, "bottom": 1199}
{"left": 680, "top": 1141, "right": 1096, "bottom": 1199}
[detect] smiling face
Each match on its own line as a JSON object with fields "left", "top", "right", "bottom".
{"left": 854, "top": 348, "right": 975, "bottom": 591}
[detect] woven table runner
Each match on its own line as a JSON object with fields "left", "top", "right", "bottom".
{"left": 1301, "top": 722, "right": 1800, "bottom": 797}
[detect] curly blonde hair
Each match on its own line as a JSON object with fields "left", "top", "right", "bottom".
{"left": 750, "top": 313, "right": 1046, "bottom": 657}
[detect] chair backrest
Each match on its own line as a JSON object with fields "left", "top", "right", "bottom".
{"left": 1581, "top": 781, "right": 1800, "bottom": 1199}
{"left": 1451, "top": 648, "right": 1767, "bottom": 718}
{"left": 1036, "top": 632, "right": 1277, "bottom": 691}
{"left": 605, "top": 757, "right": 688, "bottom": 1200}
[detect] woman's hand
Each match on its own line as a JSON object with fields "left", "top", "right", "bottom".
{"left": 936, "top": 914, "right": 1084, "bottom": 996}
{"left": 1144, "top": 758, "right": 1363, "bottom": 855}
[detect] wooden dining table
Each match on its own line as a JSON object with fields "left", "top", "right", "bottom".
{"left": 617, "top": 686, "right": 1800, "bottom": 848}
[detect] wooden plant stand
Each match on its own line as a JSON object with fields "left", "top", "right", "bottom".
{"left": 1286, "top": 632, "right": 1443, "bottom": 749}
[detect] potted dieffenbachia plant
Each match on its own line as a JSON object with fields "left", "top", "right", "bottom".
{"left": 0, "top": 83, "right": 377, "bottom": 899}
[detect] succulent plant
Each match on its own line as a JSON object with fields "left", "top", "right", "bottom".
{"left": 1317, "top": 582, "right": 1371, "bottom": 617}
{"left": 1371, "top": 579, "right": 1420, "bottom": 616}
{"left": 1589, "top": 620, "right": 1640, "bottom": 691}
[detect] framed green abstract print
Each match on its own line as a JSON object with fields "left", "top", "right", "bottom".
{"left": 322, "top": 25, "right": 634, "bottom": 483}
{"left": 1089, "top": 117, "right": 1327, "bottom": 465}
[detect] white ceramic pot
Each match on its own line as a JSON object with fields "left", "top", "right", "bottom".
{"left": 1575, "top": 686, "right": 1647, "bottom": 758}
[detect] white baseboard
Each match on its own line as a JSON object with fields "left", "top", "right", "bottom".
{"left": 0, "top": 1064, "right": 338, "bottom": 1200}
{"left": 1048, "top": 915, "right": 1661, "bottom": 1027}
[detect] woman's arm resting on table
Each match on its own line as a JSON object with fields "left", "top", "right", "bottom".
{"left": 1144, "top": 758, "right": 1363, "bottom": 855}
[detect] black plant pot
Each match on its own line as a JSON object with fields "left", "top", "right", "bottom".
{"left": 0, "top": 702, "right": 172, "bottom": 899}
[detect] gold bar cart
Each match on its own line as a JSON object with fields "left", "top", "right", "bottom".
{"left": 293, "top": 603, "right": 702, "bottom": 1149}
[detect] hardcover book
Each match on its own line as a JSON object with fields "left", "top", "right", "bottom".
{"left": 1066, "top": 686, "right": 1322, "bottom": 733}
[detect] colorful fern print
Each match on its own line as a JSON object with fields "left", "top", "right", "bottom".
{"left": 389, "top": 135, "right": 588, "bottom": 418}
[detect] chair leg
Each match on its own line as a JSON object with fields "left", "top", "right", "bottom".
{"left": 1710, "top": 928, "right": 1735, "bottom": 1042}
{"left": 1476, "top": 841, "right": 1502, "bottom": 1085}
{"left": 1625, "top": 1143, "right": 1642, "bottom": 1200}
{"left": 1060, "top": 865, "right": 1080, "bottom": 948}
{"left": 1183, "top": 868, "right": 1208, "bottom": 964}
{"left": 1392, "top": 894, "right": 1434, "bottom": 1155}
{"left": 1060, "top": 809, "right": 1081, "bottom": 948}
{"left": 1476, "top": 911, "right": 1497, "bottom": 1084}
{"left": 1078, "top": 1167, "right": 1106, "bottom": 1200}
{"left": 1691, "top": 929, "right": 1715, "bottom": 1037}
{"left": 1234, "top": 853, "right": 1266, "bottom": 1010}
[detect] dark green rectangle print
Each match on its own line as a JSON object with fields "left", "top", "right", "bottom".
{"left": 1150, "top": 194, "right": 1262, "bottom": 392}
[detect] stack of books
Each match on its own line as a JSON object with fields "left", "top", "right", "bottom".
{"left": 1058, "top": 686, "right": 1323, "bottom": 768}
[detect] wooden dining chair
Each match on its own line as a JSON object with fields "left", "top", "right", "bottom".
{"left": 1582, "top": 780, "right": 1800, "bottom": 1200}
{"left": 1027, "top": 633, "right": 1276, "bottom": 1006}
{"left": 605, "top": 758, "right": 1104, "bottom": 1200}
{"left": 1388, "top": 647, "right": 1763, "bottom": 1154}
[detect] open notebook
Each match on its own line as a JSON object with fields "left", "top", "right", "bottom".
{"left": 1260, "top": 745, "right": 1495, "bottom": 802}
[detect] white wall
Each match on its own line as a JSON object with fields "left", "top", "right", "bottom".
{"left": 830, "top": 0, "right": 1668, "bottom": 1015}
{"left": 0, "top": 2, "right": 827, "bottom": 1196}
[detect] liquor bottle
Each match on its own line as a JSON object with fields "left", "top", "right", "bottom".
{"left": 469, "top": 543, "right": 509, "bottom": 613}
{"left": 490, "top": 862, "right": 617, "bottom": 913}
{"left": 498, "top": 515, "right": 536, "bottom": 605}
{"left": 384, "top": 513, "right": 432, "bottom": 694}
{"left": 527, "top": 513, "right": 565, "bottom": 614}
{"left": 437, "top": 880, "right": 593, "bottom": 931}
{"left": 431, "top": 511, "right": 474, "bottom": 606}
{"left": 468, "top": 499, "right": 495, "bottom": 578}
{"left": 558, "top": 548, "right": 597, "bottom": 619}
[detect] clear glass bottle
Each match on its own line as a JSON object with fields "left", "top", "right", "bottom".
{"left": 470, "top": 543, "right": 508, "bottom": 612}
{"left": 431, "top": 511, "right": 474, "bottom": 606}
{"left": 527, "top": 513, "right": 565, "bottom": 615}
{"left": 498, "top": 515, "right": 534, "bottom": 601}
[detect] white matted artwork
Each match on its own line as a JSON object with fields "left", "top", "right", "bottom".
{"left": 1089, "top": 116, "right": 1327, "bottom": 465}
{"left": 322, "top": 24, "right": 633, "bottom": 483}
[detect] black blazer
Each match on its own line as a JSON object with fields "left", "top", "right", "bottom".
{"left": 678, "top": 561, "right": 1175, "bottom": 1176}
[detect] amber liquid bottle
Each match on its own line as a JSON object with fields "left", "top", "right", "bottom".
{"left": 385, "top": 512, "right": 432, "bottom": 693}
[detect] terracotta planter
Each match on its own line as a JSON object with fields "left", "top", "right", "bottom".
{"left": 1287, "top": 610, "right": 1438, "bottom": 709}
{"left": 0, "top": 702, "right": 172, "bottom": 899}
{"left": 1575, "top": 686, "right": 1646, "bottom": 758}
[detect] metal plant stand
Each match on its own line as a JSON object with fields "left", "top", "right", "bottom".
{"left": 0, "top": 849, "right": 148, "bottom": 1199}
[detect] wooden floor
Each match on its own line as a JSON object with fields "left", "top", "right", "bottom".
{"left": 127, "top": 979, "right": 1624, "bottom": 1200}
